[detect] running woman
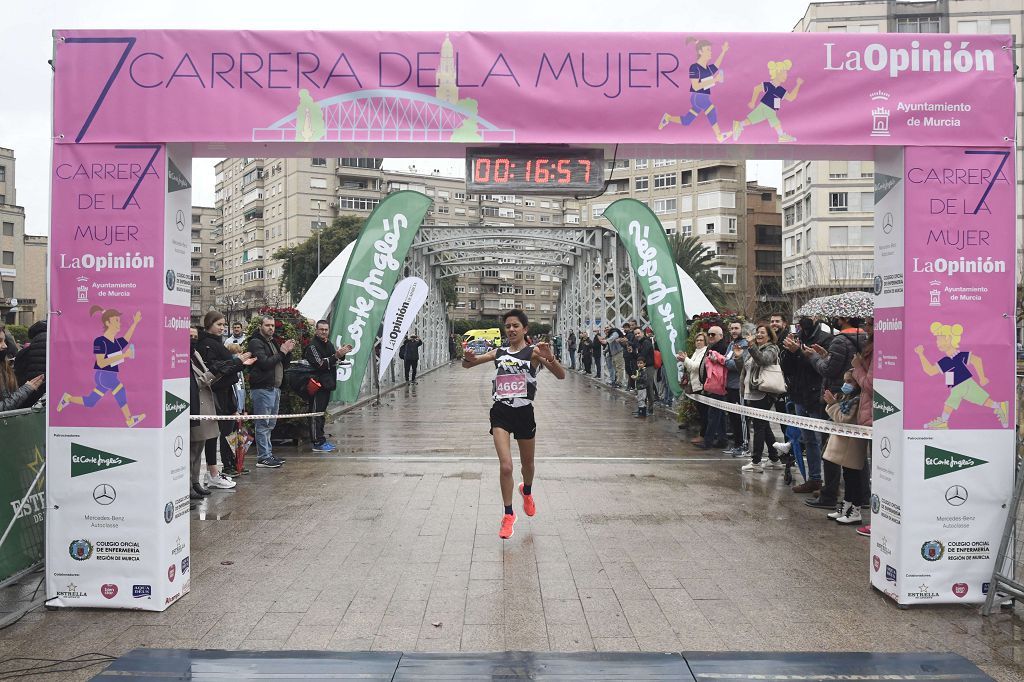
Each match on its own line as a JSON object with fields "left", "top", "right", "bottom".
{"left": 732, "top": 60, "right": 804, "bottom": 143}
{"left": 57, "top": 305, "right": 146, "bottom": 427}
{"left": 462, "top": 310, "right": 565, "bottom": 539}
{"left": 659, "top": 38, "right": 732, "bottom": 143}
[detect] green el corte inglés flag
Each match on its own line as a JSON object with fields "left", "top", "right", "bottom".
{"left": 330, "top": 191, "right": 432, "bottom": 403}
{"left": 603, "top": 199, "right": 689, "bottom": 397}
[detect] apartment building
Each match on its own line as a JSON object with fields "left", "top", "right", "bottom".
{"left": 785, "top": 0, "right": 1022, "bottom": 300}
{"left": 577, "top": 159, "right": 752, "bottom": 299}
{"left": 189, "top": 206, "right": 220, "bottom": 326}
{"left": 745, "top": 182, "right": 785, "bottom": 319}
{"left": 213, "top": 157, "right": 577, "bottom": 325}
{"left": 0, "top": 148, "right": 47, "bottom": 327}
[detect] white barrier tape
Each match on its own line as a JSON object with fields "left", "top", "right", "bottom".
{"left": 686, "top": 393, "right": 873, "bottom": 440}
{"left": 189, "top": 412, "right": 325, "bottom": 421}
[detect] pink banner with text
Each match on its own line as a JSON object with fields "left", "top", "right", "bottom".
{"left": 49, "top": 144, "right": 165, "bottom": 429}
{"left": 53, "top": 31, "right": 1014, "bottom": 148}
{"left": 903, "top": 147, "right": 1015, "bottom": 431}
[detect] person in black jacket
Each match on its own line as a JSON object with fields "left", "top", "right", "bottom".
{"left": 247, "top": 316, "right": 296, "bottom": 468}
{"left": 401, "top": 333, "right": 423, "bottom": 384}
{"left": 197, "top": 312, "right": 256, "bottom": 482}
{"left": 780, "top": 317, "right": 833, "bottom": 494}
{"left": 803, "top": 316, "right": 867, "bottom": 509}
{"left": 632, "top": 327, "right": 656, "bottom": 414}
{"left": 304, "top": 320, "right": 352, "bottom": 452}
{"left": 14, "top": 321, "right": 46, "bottom": 405}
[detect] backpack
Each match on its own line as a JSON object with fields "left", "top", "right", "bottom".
{"left": 653, "top": 349, "right": 662, "bottom": 370}
{"left": 701, "top": 350, "right": 727, "bottom": 396}
{"left": 284, "top": 361, "right": 319, "bottom": 395}
{"left": 398, "top": 341, "right": 406, "bottom": 360}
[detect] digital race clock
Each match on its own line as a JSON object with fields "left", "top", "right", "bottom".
{"left": 465, "top": 146, "right": 605, "bottom": 195}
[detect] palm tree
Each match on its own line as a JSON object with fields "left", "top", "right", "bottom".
{"left": 668, "top": 234, "right": 726, "bottom": 309}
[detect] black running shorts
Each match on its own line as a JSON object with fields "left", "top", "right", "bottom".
{"left": 489, "top": 401, "right": 537, "bottom": 440}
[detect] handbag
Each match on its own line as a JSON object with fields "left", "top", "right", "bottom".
{"left": 702, "top": 351, "right": 727, "bottom": 396}
{"left": 751, "top": 361, "right": 786, "bottom": 394}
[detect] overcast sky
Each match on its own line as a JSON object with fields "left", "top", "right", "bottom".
{"left": 1, "top": 0, "right": 820, "bottom": 235}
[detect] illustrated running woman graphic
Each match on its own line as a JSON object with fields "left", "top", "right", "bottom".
{"left": 659, "top": 37, "right": 732, "bottom": 143}
{"left": 732, "top": 60, "right": 804, "bottom": 143}
{"left": 914, "top": 321, "right": 1008, "bottom": 429}
{"left": 57, "top": 305, "right": 146, "bottom": 427}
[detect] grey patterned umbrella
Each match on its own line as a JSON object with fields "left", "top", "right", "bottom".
{"left": 820, "top": 291, "right": 874, "bottom": 319}
{"left": 795, "top": 295, "right": 830, "bottom": 318}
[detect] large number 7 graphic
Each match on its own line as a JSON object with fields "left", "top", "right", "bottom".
{"left": 61, "top": 36, "right": 137, "bottom": 143}
{"left": 963, "top": 149, "right": 1011, "bottom": 215}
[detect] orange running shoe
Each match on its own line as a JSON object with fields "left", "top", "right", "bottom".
{"left": 499, "top": 512, "right": 516, "bottom": 539}
{"left": 519, "top": 483, "right": 536, "bottom": 517}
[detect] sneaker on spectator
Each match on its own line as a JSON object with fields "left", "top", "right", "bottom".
{"left": 257, "top": 456, "right": 283, "bottom": 468}
{"left": 837, "top": 505, "right": 862, "bottom": 525}
{"left": 774, "top": 442, "right": 792, "bottom": 457}
{"left": 805, "top": 496, "right": 838, "bottom": 509}
{"left": 222, "top": 466, "right": 248, "bottom": 477}
{"left": 764, "top": 458, "right": 785, "bottom": 470}
{"left": 828, "top": 501, "right": 849, "bottom": 520}
{"left": 206, "top": 474, "right": 236, "bottom": 490}
{"left": 740, "top": 461, "right": 763, "bottom": 473}
{"left": 856, "top": 525, "right": 871, "bottom": 537}
{"left": 311, "top": 442, "right": 331, "bottom": 452}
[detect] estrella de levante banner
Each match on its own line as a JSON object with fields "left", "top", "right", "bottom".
{"left": 0, "top": 409, "right": 45, "bottom": 584}
{"left": 602, "top": 199, "right": 688, "bottom": 397}
{"left": 52, "top": 31, "right": 1014, "bottom": 150}
{"left": 330, "top": 191, "right": 432, "bottom": 403}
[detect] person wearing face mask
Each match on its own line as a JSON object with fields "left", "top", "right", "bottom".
{"left": 821, "top": 370, "right": 868, "bottom": 525}
{"left": 0, "top": 325, "right": 43, "bottom": 412}
{"left": 779, "top": 316, "right": 833, "bottom": 495}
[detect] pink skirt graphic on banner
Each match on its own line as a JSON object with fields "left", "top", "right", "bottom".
{"left": 49, "top": 144, "right": 165, "bottom": 429}
{"left": 903, "top": 147, "right": 1015, "bottom": 431}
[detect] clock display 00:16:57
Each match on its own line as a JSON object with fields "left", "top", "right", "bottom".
{"left": 472, "top": 157, "right": 592, "bottom": 185}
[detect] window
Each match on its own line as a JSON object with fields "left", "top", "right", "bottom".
{"left": 242, "top": 267, "right": 264, "bottom": 282}
{"left": 828, "top": 160, "right": 848, "bottom": 179}
{"left": 192, "top": 214, "right": 202, "bottom": 224}
{"left": 1, "top": 281, "right": 12, "bottom": 298}
{"left": 726, "top": 217, "right": 737, "bottom": 234}
{"left": 436, "top": 205, "right": 449, "bottom": 214}
{"left": 591, "top": 204, "right": 609, "bottom": 218}
{"left": 829, "top": 226, "right": 848, "bottom": 246}
{"left": 0, "top": 166, "right": 5, "bottom": 182}
{"left": 311, "top": 220, "right": 327, "bottom": 230}
{"left": 339, "top": 196, "right": 380, "bottom": 211}
{"left": 653, "top": 198, "right": 677, "bottom": 214}
{"left": 242, "top": 188, "right": 263, "bottom": 205}
{"left": 311, "top": 158, "right": 327, "bottom": 167}
{"left": 828, "top": 193, "right": 848, "bottom": 212}
{"left": 897, "top": 16, "right": 940, "bottom": 33}
{"left": 191, "top": 244, "right": 202, "bottom": 253}
{"left": 634, "top": 176, "right": 649, "bottom": 191}
{"left": 680, "top": 170, "right": 692, "bottom": 186}
{"left": 860, "top": 192, "right": 874, "bottom": 212}
{"left": 539, "top": 215, "right": 551, "bottom": 223}
{"left": 697, "top": 191, "right": 736, "bottom": 210}
{"left": 784, "top": 206, "right": 795, "bottom": 226}
{"left": 565, "top": 214, "right": 580, "bottom": 224}
{"left": 309, "top": 177, "right": 328, "bottom": 189}
{"left": 653, "top": 173, "right": 676, "bottom": 189}
{"left": 634, "top": 159, "right": 648, "bottom": 170}
{"left": 755, "top": 225, "right": 781, "bottom": 245}
{"left": 1, "top": 222, "right": 12, "bottom": 237}
{"left": 483, "top": 269, "right": 500, "bottom": 278}
{"left": 784, "top": 237, "right": 794, "bottom": 257}
{"left": 755, "top": 250, "right": 782, "bottom": 271}
{"left": 311, "top": 199, "right": 325, "bottom": 211}
{"left": 716, "top": 267, "right": 736, "bottom": 285}
{"left": 1, "top": 251, "right": 13, "bottom": 265}
{"left": 455, "top": 191, "right": 466, "bottom": 200}
{"left": 704, "top": 221, "right": 716, "bottom": 235}
{"left": 680, "top": 220, "right": 693, "bottom": 236}
{"left": 525, "top": 213, "right": 536, "bottom": 222}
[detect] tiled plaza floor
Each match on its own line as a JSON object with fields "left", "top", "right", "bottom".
{"left": 4, "top": 364, "right": 1024, "bottom": 680}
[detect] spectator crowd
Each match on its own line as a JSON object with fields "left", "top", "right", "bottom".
{"left": 568, "top": 311, "right": 874, "bottom": 535}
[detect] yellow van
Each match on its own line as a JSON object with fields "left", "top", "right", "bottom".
{"left": 461, "top": 328, "right": 502, "bottom": 348}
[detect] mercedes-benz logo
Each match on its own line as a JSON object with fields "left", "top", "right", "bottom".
{"left": 945, "top": 485, "right": 968, "bottom": 507}
{"left": 93, "top": 484, "right": 116, "bottom": 506}
{"left": 880, "top": 437, "right": 892, "bottom": 458}
{"left": 175, "top": 209, "right": 186, "bottom": 231}
{"left": 174, "top": 436, "right": 184, "bottom": 458}
{"left": 883, "top": 211, "right": 894, "bottom": 235}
